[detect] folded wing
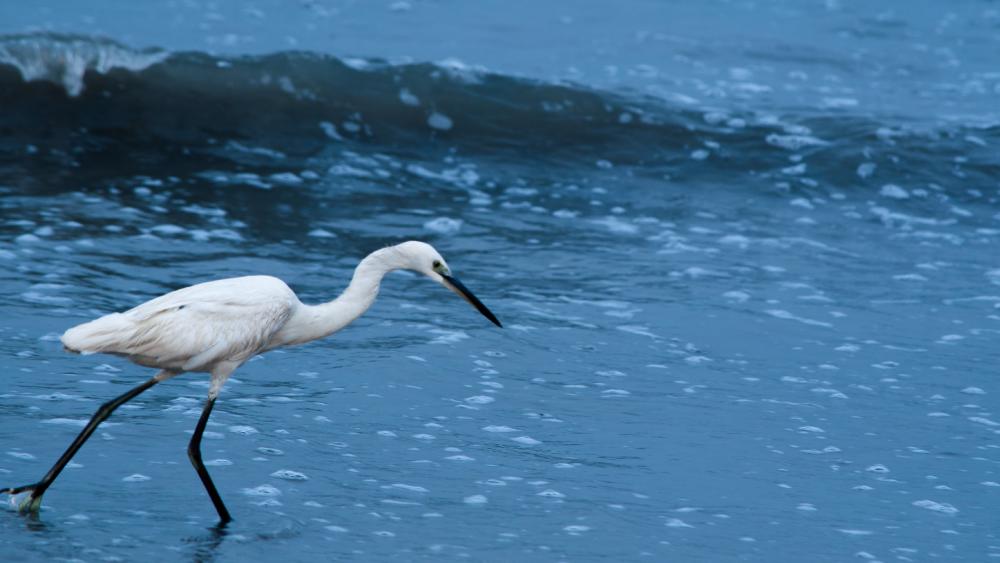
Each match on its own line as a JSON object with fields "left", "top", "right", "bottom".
{"left": 61, "top": 276, "right": 297, "bottom": 372}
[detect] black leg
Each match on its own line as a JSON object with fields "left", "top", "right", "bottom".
{"left": 1, "top": 376, "right": 159, "bottom": 512}
{"left": 188, "top": 397, "right": 231, "bottom": 523}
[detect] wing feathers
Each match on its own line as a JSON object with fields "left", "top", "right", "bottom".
{"left": 61, "top": 276, "right": 297, "bottom": 372}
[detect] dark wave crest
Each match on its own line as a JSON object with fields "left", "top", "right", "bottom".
{"left": 0, "top": 33, "right": 997, "bottom": 197}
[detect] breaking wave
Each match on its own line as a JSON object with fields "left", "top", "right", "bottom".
{"left": 0, "top": 32, "right": 997, "bottom": 199}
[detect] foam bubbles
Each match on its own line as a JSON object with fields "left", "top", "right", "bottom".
{"left": 879, "top": 184, "right": 910, "bottom": 199}
{"left": 427, "top": 112, "right": 453, "bottom": 131}
{"left": 482, "top": 425, "right": 517, "bottom": 433}
{"left": 242, "top": 485, "right": 282, "bottom": 497}
{"left": 465, "top": 395, "right": 495, "bottom": 405}
{"left": 511, "top": 436, "right": 541, "bottom": 446}
{"left": 388, "top": 483, "right": 428, "bottom": 493}
{"left": 912, "top": 500, "right": 958, "bottom": 515}
{"left": 270, "top": 470, "right": 309, "bottom": 481}
{"left": 399, "top": 88, "right": 420, "bottom": 106}
{"left": 765, "top": 133, "right": 828, "bottom": 150}
{"left": 423, "top": 217, "right": 463, "bottom": 235}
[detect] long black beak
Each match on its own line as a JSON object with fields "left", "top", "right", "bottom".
{"left": 441, "top": 274, "right": 502, "bottom": 328}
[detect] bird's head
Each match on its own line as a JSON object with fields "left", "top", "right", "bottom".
{"left": 392, "top": 241, "right": 502, "bottom": 328}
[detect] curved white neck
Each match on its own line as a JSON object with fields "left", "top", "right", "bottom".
{"left": 272, "top": 248, "right": 400, "bottom": 347}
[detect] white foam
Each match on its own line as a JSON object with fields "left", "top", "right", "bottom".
{"left": 242, "top": 484, "right": 282, "bottom": 497}
{"left": 388, "top": 483, "right": 428, "bottom": 493}
{"left": 341, "top": 58, "right": 371, "bottom": 70}
{"left": 592, "top": 217, "right": 639, "bottom": 235}
{"left": 41, "top": 418, "right": 88, "bottom": 427}
{"left": 765, "top": 134, "right": 828, "bottom": 150}
{"left": 986, "top": 269, "right": 1000, "bottom": 286}
{"left": 482, "top": 425, "right": 517, "bottom": 433}
{"left": 429, "top": 329, "right": 469, "bottom": 344}
{"left": 912, "top": 500, "right": 958, "bottom": 515}
{"left": 269, "top": 173, "right": 303, "bottom": 186}
{"left": 821, "top": 97, "right": 858, "bottom": 108}
{"left": 719, "top": 235, "right": 751, "bottom": 248}
{"left": 271, "top": 470, "right": 309, "bottom": 481}
{"left": 880, "top": 184, "right": 910, "bottom": 199}
{"left": 857, "top": 162, "right": 877, "bottom": 178}
{"left": 766, "top": 309, "right": 833, "bottom": 328}
{"left": 427, "top": 112, "right": 453, "bottom": 131}
{"left": 22, "top": 291, "right": 73, "bottom": 305}
{"left": 969, "top": 416, "right": 998, "bottom": 427}
{"left": 319, "top": 121, "right": 343, "bottom": 140}
{"left": 434, "top": 58, "right": 486, "bottom": 84}
{"left": 723, "top": 290, "right": 751, "bottom": 302}
{"left": 465, "top": 395, "right": 495, "bottom": 405}
{"left": 150, "top": 224, "right": 186, "bottom": 235}
{"left": 399, "top": 88, "right": 420, "bottom": 106}
{"left": 423, "top": 217, "right": 462, "bottom": 234}
{"left": 0, "top": 35, "right": 168, "bottom": 97}
{"left": 617, "top": 325, "right": 658, "bottom": 338}
{"left": 511, "top": 436, "right": 541, "bottom": 445}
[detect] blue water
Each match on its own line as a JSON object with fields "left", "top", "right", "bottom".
{"left": 1, "top": 1, "right": 999, "bottom": 561}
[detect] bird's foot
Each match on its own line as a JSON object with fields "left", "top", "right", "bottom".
{"left": 1, "top": 483, "right": 44, "bottom": 513}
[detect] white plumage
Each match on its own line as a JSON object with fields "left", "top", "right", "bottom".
{"left": 62, "top": 275, "right": 296, "bottom": 394}
{"left": 4, "top": 241, "right": 501, "bottom": 522}
{"left": 63, "top": 276, "right": 294, "bottom": 369}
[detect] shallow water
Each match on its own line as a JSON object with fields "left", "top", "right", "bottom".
{"left": 1, "top": 1, "right": 998, "bottom": 561}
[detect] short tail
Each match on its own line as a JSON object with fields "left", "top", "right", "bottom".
{"left": 61, "top": 313, "right": 134, "bottom": 355}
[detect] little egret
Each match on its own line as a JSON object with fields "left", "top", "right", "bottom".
{"left": 2, "top": 241, "right": 501, "bottom": 523}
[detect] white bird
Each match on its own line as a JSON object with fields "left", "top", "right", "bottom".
{"left": 2, "top": 241, "right": 501, "bottom": 523}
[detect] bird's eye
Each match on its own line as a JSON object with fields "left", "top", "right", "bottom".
{"left": 432, "top": 260, "right": 442, "bottom": 269}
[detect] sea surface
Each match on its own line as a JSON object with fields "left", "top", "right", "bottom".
{"left": 1, "top": 1, "right": 998, "bottom": 561}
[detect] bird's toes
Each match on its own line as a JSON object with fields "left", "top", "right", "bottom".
{"left": 2, "top": 484, "right": 43, "bottom": 513}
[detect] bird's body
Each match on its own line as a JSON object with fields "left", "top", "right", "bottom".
{"left": 3, "top": 241, "right": 501, "bottom": 522}
{"left": 63, "top": 275, "right": 296, "bottom": 373}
